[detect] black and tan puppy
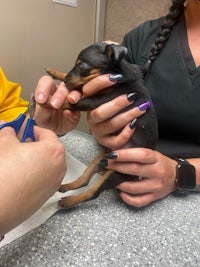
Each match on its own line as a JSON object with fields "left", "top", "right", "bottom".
{"left": 46, "top": 43, "right": 158, "bottom": 208}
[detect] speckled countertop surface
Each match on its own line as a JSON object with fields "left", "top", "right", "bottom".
{"left": 1, "top": 130, "right": 200, "bottom": 267}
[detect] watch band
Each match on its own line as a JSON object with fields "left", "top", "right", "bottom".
{"left": 174, "top": 158, "right": 188, "bottom": 164}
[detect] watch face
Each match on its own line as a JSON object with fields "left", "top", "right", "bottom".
{"left": 177, "top": 164, "right": 196, "bottom": 189}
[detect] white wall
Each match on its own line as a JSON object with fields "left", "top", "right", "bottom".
{"left": 0, "top": 0, "right": 97, "bottom": 133}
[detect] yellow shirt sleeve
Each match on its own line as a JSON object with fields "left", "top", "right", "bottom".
{"left": 0, "top": 67, "right": 29, "bottom": 121}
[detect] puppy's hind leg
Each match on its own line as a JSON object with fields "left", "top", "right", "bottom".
{"left": 58, "top": 169, "right": 114, "bottom": 208}
{"left": 59, "top": 152, "right": 106, "bottom": 192}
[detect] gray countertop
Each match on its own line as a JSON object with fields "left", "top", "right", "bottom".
{"left": 1, "top": 130, "right": 200, "bottom": 267}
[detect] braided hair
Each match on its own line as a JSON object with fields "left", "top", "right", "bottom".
{"left": 142, "top": 0, "right": 185, "bottom": 74}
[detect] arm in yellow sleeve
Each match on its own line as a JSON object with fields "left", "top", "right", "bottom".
{"left": 0, "top": 67, "right": 29, "bottom": 122}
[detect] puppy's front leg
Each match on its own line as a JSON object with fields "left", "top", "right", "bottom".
{"left": 46, "top": 67, "right": 67, "bottom": 81}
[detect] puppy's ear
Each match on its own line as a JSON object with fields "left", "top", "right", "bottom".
{"left": 105, "top": 44, "right": 127, "bottom": 63}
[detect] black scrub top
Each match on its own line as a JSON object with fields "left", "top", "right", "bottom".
{"left": 122, "top": 15, "right": 200, "bottom": 157}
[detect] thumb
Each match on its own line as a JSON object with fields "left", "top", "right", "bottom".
{"left": 33, "top": 126, "right": 58, "bottom": 142}
{"left": 0, "top": 126, "right": 19, "bottom": 143}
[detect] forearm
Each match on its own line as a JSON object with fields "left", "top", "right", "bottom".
{"left": 0, "top": 126, "right": 66, "bottom": 236}
{"left": 0, "top": 198, "right": 34, "bottom": 237}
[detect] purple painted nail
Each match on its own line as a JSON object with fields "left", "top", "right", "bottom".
{"left": 138, "top": 101, "right": 151, "bottom": 111}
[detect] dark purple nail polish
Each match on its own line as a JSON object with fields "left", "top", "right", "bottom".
{"left": 105, "top": 152, "right": 118, "bottom": 159}
{"left": 109, "top": 74, "right": 123, "bottom": 82}
{"left": 127, "top": 92, "right": 138, "bottom": 102}
{"left": 99, "top": 159, "right": 108, "bottom": 167}
{"left": 129, "top": 118, "right": 137, "bottom": 129}
{"left": 138, "top": 101, "right": 151, "bottom": 111}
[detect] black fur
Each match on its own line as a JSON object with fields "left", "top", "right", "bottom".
{"left": 47, "top": 43, "right": 158, "bottom": 207}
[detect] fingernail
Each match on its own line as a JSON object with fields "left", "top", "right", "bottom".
{"left": 37, "top": 93, "right": 45, "bottom": 102}
{"left": 99, "top": 159, "right": 108, "bottom": 167}
{"left": 129, "top": 118, "right": 137, "bottom": 129}
{"left": 127, "top": 92, "right": 138, "bottom": 102}
{"left": 138, "top": 101, "right": 151, "bottom": 111}
{"left": 109, "top": 74, "right": 123, "bottom": 82}
{"left": 68, "top": 95, "right": 78, "bottom": 104}
{"left": 51, "top": 98, "right": 60, "bottom": 109}
{"left": 105, "top": 151, "right": 118, "bottom": 159}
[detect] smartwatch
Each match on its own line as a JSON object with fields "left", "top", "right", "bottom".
{"left": 174, "top": 158, "right": 196, "bottom": 191}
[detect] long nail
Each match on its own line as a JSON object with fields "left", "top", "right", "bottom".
{"left": 138, "top": 101, "right": 151, "bottom": 111}
{"left": 129, "top": 118, "right": 137, "bottom": 129}
{"left": 109, "top": 74, "right": 123, "bottom": 82}
{"left": 105, "top": 151, "right": 118, "bottom": 159}
{"left": 99, "top": 159, "right": 108, "bottom": 167}
{"left": 127, "top": 92, "right": 138, "bottom": 102}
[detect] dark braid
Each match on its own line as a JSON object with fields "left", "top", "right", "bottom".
{"left": 142, "top": 0, "right": 185, "bottom": 74}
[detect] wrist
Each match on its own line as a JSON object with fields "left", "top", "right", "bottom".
{"left": 171, "top": 159, "right": 178, "bottom": 192}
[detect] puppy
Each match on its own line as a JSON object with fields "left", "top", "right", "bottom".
{"left": 46, "top": 43, "right": 158, "bottom": 208}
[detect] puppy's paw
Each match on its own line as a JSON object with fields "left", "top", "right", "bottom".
{"left": 45, "top": 67, "right": 66, "bottom": 81}
{"left": 58, "top": 196, "right": 79, "bottom": 208}
{"left": 59, "top": 184, "right": 72, "bottom": 192}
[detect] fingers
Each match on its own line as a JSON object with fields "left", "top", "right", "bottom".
{"left": 105, "top": 148, "right": 162, "bottom": 180}
{"left": 0, "top": 127, "right": 19, "bottom": 143}
{"left": 108, "top": 154, "right": 156, "bottom": 177}
{"left": 117, "top": 173, "right": 163, "bottom": 208}
{"left": 96, "top": 122, "right": 136, "bottom": 149}
{"left": 119, "top": 191, "right": 156, "bottom": 208}
{"left": 82, "top": 74, "right": 117, "bottom": 96}
{"left": 62, "top": 110, "right": 81, "bottom": 132}
{"left": 67, "top": 90, "right": 82, "bottom": 104}
{"left": 104, "top": 148, "right": 177, "bottom": 208}
{"left": 88, "top": 93, "right": 130, "bottom": 123}
{"left": 63, "top": 110, "right": 81, "bottom": 120}
{"left": 35, "top": 76, "right": 69, "bottom": 109}
{"left": 34, "top": 76, "right": 80, "bottom": 134}
{"left": 88, "top": 93, "right": 146, "bottom": 126}
{"left": 117, "top": 177, "right": 161, "bottom": 195}
{"left": 49, "top": 82, "right": 69, "bottom": 109}
{"left": 87, "top": 93, "right": 148, "bottom": 148}
{"left": 33, "top": 125, "right": 58, "bottom": 142}
{"left": 108, "top": 148, "right": 157, "bottom": 164}
{"left": 91, "top": 103, "right": 146, "bottom": 132}
{"left": 35, "top": 75, "right": 57, "bottom": 103}
{"left": 67, "top": 74, "right": 117, "bottom": 104}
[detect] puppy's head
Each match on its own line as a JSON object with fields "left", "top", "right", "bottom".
{"left": 64, "top": 43, "right": 127, "bottom": 91}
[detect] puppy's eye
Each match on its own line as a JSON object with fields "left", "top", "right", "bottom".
{"left": 77, "top": 62, "right": 91, "bottom": 76}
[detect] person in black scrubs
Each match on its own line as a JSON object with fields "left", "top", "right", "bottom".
{"left": 35, "top": 0, "right": 200, "bottom": 208}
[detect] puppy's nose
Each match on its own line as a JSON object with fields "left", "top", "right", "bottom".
{"left": 63, "top": 74, "right": 71, "bottom": 83}
{"left": 63, "top": 74, "right": 74, "bottom": 91}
